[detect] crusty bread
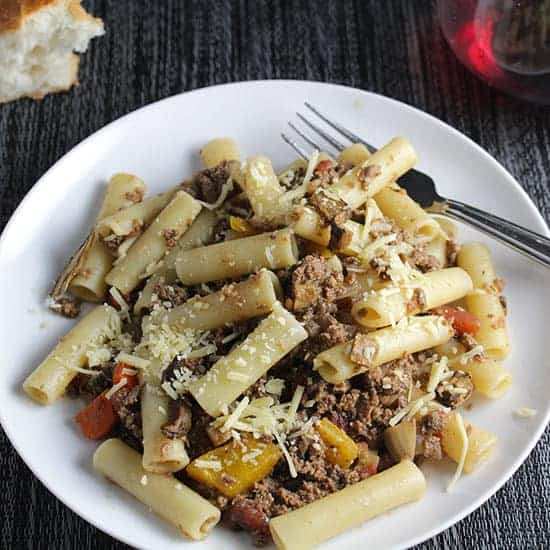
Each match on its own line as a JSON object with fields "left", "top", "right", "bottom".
{"left": 0, "top": 0, "right": 104, "bottom": 103}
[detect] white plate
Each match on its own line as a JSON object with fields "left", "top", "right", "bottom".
{"left": 1, "top": 81, "right": 549, "bottom": 550}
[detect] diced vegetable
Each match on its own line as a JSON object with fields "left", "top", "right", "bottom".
{"left": 317, "top": 418, "right": 358, "bottom": 468}
{"left": 229, "top": 216, "right": 256, "bottom": 236}
{"left": 112, "top": 362, "right": 138, "bottom": 389}
{"left": 186, "top": 435, "right": 282, "bottom": 497}
{"left": 356, "top": 442, "right": 379, "bottom": 475}
{"left": 383, "top": 419, "right": 417, "bottom": 461}
{"left": 75, "top": 391, "right": 117, "bottom": 440}
{"left": 315, "top": 160, "right": 333, "bottom": 173}
{"left": 437, "top": 306, "right": 481, "bottom": 336}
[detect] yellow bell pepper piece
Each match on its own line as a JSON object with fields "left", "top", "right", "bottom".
{"left": 229, "top": 216, "right": 256, "bottom": 236}
{"left": 301, "top": 240, "right": 333, "bottom": 258}
{"left": 317, "top": 418, "right": 358, "bottom": 468}
{"left": 186, "top": 435, "right": 282, "bottom": 497}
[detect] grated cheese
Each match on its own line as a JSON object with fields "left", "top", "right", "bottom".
{"left": 116, "top": 352, "right": 151, "bottom": 370}
{"left": 459, "top": 345, "right": 485, "bottom": 365}
{"left": 194, "top": 459, "right": 222, "bottom": 471}
{"left": 140, "top": 475, "right": 148, "bottom": 486}
{"left": 221, "top": 397, "right": 250, "bottom": 433}
{"left": 389, "top": 392, "right": 436, "bottom": 427}
{"left": 265, "top": 378, "right": 285, "bottom": 396}
{"left": 426, "top": 356, "right": 451, "bottom": 392}
{"left": 446, "top": 413, "right": 469, "bottom": 492}
{"left": 105, "top": 377, "right": 128, "bottom": 399}
{"left": 514, "top": 407, "right": 537, "bottom": 418}
{"left": 109, "top": 286, "right": 130, "bottom": 316}
{"left": 196, "top": 179, "right": 234, "bottom": 210}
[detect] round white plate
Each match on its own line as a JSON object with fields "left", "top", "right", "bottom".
{"left": 1, "top": 81, "right": 549, "bottom": 550}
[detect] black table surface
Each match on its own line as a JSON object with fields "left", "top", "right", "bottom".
{"left": 1, "top": 1, "right": 549, "bottom": 549}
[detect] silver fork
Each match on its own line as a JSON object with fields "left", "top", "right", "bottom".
{"left": 282, "top": 102, "right": 550, "bottom": 268}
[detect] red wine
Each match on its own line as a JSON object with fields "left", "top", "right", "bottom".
{"left": 438, "top": 0, "right": 550, "bottom": 104}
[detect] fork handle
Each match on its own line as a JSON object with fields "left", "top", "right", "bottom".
{"left": 444, "top": 199, "right": 550, "bottom": 268}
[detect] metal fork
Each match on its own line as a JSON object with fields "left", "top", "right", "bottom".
{"left": 282, "top": 102, "right": 550, "bottom": 268}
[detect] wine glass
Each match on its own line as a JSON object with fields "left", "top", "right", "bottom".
{"left": 438, "top": 0, "right": 550, "bottom": 104}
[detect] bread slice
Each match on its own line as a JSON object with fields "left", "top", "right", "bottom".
{"left": 0, "top": 0, "right": 104, "bottom": 103}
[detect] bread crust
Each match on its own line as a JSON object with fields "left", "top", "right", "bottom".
{"left": 0, "top": 0, "right": 59, "bottom": 32}
{"left": 0, "top": 0, "right": 102, "bottom": 33}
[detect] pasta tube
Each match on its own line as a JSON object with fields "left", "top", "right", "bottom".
{"left": 269, "top": 460, "right": 426, "bottom": 550}
{"left": 106, "top": 191, "right": 201, "bottom": 294}
{"left": 374, "top": 183, "right": 441, "bottom": 243}
{"left": 352, "top": 267, "right": 473, "bottom": 328}
{"left": 166, "top": 270, "right": 281, "bottom": 330}
{"left": 189, "top": 302, "right": 308, "bottom": 416}
{"left": 336, "top": 143, "right": 371, "bottom": 166}
{"left": 142, "top": 384, "right": 189, "bottom": 473}
{"left": 315, "top": 315, "right": 453, "bottom": 384}
{"left": 175, "top": 228, "right": 299, "bottom": 286}
{"left": 134, "top": 209, "right": 217, "bottom": 313}
{"left": 242, "top": 156, "right": 285, "bottom": 219}
{"left": 200, "top": 137, "right": 240, "bottom": 168}
{"left": 289, "top": 206, "right": 331, "bottom": 246}
{"left": 93, "top": 439, "right": 220, "bottom": 540}
{"left": 457, "top": 243, "right": 510, "bottom": 359}
{"left": 23, "top": 305, "right": 120, "bottom": 405}
{"left": 442, "top": 414, "right": 497, "bottom": 473}
{"left": 329, "top": 137, "right": 417, "bottom": 209}
{"left": 97, "top": 190, "right": 176, "bottom": 238}
{"left": 70, "top": 174, "right": 146, "bottom": 301}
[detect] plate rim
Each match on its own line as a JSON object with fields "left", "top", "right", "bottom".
{"left": 1, "top": 79, "right": 548, "bottom": 550}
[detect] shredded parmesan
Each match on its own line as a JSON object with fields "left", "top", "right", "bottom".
{"left": 196, "top": 179, "right": 234, "bottom": 210}
{"left": 109, "top": 287, "right": 130, "bottom": 315}
{"left": 265, "top": 378, "right": 285, "bottom": 396}
{"left": 514, "top": 407, "right": 537, "bottom": 418}
{"left": 105, "top": 377, "right": 128, "bottom": 399}
{"left": 194, "top": 459, "right": 222, "bottom": 471}
{"left": 221, "top": 397, "right": 250, "bottom": 433}
{"left": 446, "top": 413, "right": 469, "bottom": 492}
{"left": 116, "top": 352, "right": 150, "bottom": 370}
{"left": 459, "top": 345, "right": 485, "bottom": 365}
{"left": 426, "top": 356, "right": 451, "bottom": 392}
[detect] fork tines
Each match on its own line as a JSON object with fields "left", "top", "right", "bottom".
{"left": 282, "top": 102, "right": 376, "bottom": 158}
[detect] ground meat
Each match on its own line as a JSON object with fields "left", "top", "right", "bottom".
{"left": 111, "top": 384, "right": 142, "bottom": 442}
{"left": 102, "top": 234, "right": 125, "bottom": 254}
{"left": 350, "top": 356, "right": 416, "bottom": 446}
{"left": 48, "top": 294, "right": 81, "bottom": 318}
{"left": 408, "top": 247, "right": 442, "bottom": 272}
{"left": 161, "top": 397, "right": 192, "bottom": 439}
{"left": 419, "top": 410, "right": 447, "bottom": 460}
{"left": 458, "top": 333, "right": 481, "bottom": 352}
{"left": 357, "top": 164, "right": 381, "bottom": 189}
{"left": 294, "top": 300, "right": 355, "bottom": 360}
{"left": 289, "top": 255, "right": 345, "bottom": 310}
{"left": 185, "top": 161, "right": 235, "bottom": 204}
{"left": 212, "top": 217, "right": 231, "bottom": 243}
{"left": 68, "top": 364, "right": 113, "bottom": 399}
{"left": 308, "top": 189, "right": 351, "bottom": 226}
{"left": 369, "top": 257, "right": 392, "bottom": 281}
{"left": 153, "top": 281, "right": 189, "bottom": 307}
{"left": 162, "top": 228, "right": 179, "bottom": 248}
{"left": 436, "top": 371, "right": 474, "bottom": 408}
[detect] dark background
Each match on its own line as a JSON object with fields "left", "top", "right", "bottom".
{"left": 1, "top": 1, "right": 549, "bottom": 549}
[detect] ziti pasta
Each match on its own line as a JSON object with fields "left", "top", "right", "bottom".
{"left": 27, "top": 136, "right": 511, "bottom": 548}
